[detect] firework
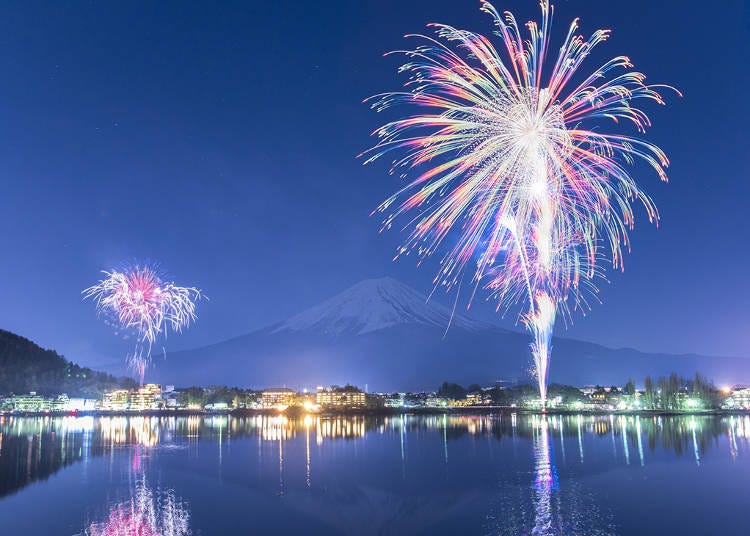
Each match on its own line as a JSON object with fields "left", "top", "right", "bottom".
{"left": 363, "top": 1, "right": 677, "bottom": 405}
{"left": 84, "top": 264, "right": 201, "bottom": 384}
{"left": 81, "top": 477, "right": 191, "bottom": 536}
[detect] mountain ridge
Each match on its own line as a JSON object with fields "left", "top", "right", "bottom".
{"left": 271, "top": 277, "right": 495, "bottom": 336}
{"left": 145, "top": 277, "right": 750, "bottom": 390}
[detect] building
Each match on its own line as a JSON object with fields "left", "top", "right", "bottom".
{"left": 425, "top": 396, "right": 449, "bottom": 408}
{"left": 129, "top": 384, "right": 163, "bottom": 411}
{"left": 383, "top": 394, "right": 405, "bottom": 408}
{"left": 205, "top": 402, "right": 229, "bottom": 411}
{"left": 50, "top": 394, "right": 70, "bottom": 411}
{"left": 64, "top": 398, "right": 97, "bottom": 411}
{"left": 261, "top": 388, "right": 296, "bottom": 409}
{"left": 580, "top": 386, "right": 597, "bottom": 397}
{"left": 316, "top": 386, "right": 366, "bottom": 408}
{"left": 590, "top": 388, "right": 608, "bottom": 403}
{"left": 101, "top": 390, "right": 130, "bottom": 411}
{"left": 7, "top": 392, "right": 48, "bottom": 412}
{"left": 466, "top": 392, "right": 492, "bottom": 406}
{"left": 724, "top": 388, "right": 750, "bottom": 409}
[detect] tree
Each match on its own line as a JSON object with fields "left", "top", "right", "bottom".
{"left": 437, "top": 382, "right": 467, "bottom": 400}
{"left": 668, "top": 372, "right": 680, "bottom": 410}
{"left": 644, "top": 376, "right": 654, "bottom": 410}
{"left": 624, "top": 379, "right": 636, "bottom": 396}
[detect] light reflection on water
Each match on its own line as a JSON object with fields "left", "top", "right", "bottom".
{"left": 0, "top": 413, "right": 749, "bottom": 535}
{"left": 486, "top": 415, "right": 616, "bottom": 536}
{"left": 78, "top": 475, "right": 191, "bottom": 536}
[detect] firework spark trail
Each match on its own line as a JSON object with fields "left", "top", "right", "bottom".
{"left": 83, "top": 264, "right": 201, "bottom": 385}
{"left": 362, "top": 1, "right": 677, "bottom": 405}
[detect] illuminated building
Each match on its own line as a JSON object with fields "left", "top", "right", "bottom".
{"left": 261, "top": 388, "right": 296, "bottom": 409}
{"left": 129, "top": 384, "right": 163, "bottom": 411}
{"left": 296, "top": 391, "right": 317, "bottom": 410}
{"left": 383, "top": 394, "right": 405, "bottom": 408}
{"left": 316, "top": 386, "right": 366, "bottom": 408}
{"left": 724, "top": 388, "right": 750, "bottom": 409}
{"left": 64, "top": 398, "right": 97, "bottom": 411}
{"left": 425, "top": 396, "right": 449, "bottom": 408}
{"left": 51, "top": 394, "right": 70, "bottom": 411}
{"left": 466, "top": 392, "right": 492, "bottom": 406}
{"left": 101, "top": 390, "right": 130, "bottom": 411}
{"left": 7, "top": 392, "right": 48, "bottom": 412}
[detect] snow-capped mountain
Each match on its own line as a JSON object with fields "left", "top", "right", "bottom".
{"left": 147, "top": 278, "right": 750, "bottom": 390}
{"left": 272, "top": 277, "right": 488, "bottom": 336}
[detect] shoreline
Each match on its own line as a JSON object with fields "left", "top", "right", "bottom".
{"left": 1, "top": 406, "right": 748, "bottom": 418}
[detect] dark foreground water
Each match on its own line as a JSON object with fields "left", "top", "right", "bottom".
{"left": 0, "top": 413, "right": 748, "bottom": 535}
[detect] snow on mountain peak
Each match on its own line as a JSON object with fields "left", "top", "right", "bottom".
{"left": 272, "top": 277, "right": 486, "bottom": 336}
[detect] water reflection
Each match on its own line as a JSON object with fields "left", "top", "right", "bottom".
{"left": 1, "top": 413, "right": 750, "bottom": 531}
{"left": 488, "top": 416, "right": 616, "bottom": 535}
{"left": 79, "top": 475, "right": 191, "bottom": 536}
{"left": 1, "top": 412, "right": 749, "bottom": 499}
{"left": 1, "top": 413, "right": 750, "bottom": 534}
{"left": 532, "top": 416, "right": 558, "bottom": 535}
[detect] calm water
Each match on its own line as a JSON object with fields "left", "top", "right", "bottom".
{"left": 0, "top": 413, "right": 748, "bottom": 535}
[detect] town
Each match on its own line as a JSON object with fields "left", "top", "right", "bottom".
{"left": 2, "top": 374, "right": 750, "bottom": 414}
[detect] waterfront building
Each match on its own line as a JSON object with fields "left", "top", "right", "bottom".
{"left": 51, "top": 394, "right": 69, "bottom": 411}
{"left": 316, "top": 386, "right": 366, "bottom": 408}
{"left": 724, "top": 388, "right": 750, "bottom": 409}
{"left": 244, "top": 391, "right": 263, "bottom": 409}
{"left": 101, "top": 390, "right": 130, "bottom": 411}
{"left": 466, "top": 392, "right": 492, "bottom": 406}
{"left": 404, "top": 392, "right": 430, "bottom": 407}
{"left": 383, "top": 394, "right": 405, "bottom": 408}
{"left": 164, "top": 396, "right": 180, "bottom": 409}
{"left": 425, "top": 396, "right": 449, "bottom": 408}
{"left": 581, "top": 386, "right": 597, "bottom": 396}
{"left": 129, "top": 384, "right": 163, "bottom": 411}
{"left": 261, "top": 388, "right": 296, "bottom": 409}
{"left": 205, "top": 402, "right": 229, "bottom": 411}
{"left": 590, "top": 388, "right": 608, "bottom": 404}
{"left": 8, "top": 392, "right": 48, "bottom": 412}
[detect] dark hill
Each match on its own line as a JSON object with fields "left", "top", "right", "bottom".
{"left": 0, "top": 329, "right": 135, "bottom": 397}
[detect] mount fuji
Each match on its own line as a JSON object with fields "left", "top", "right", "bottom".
{"left": 148, "top": 277, "right": 750, "bottom": 390}
{"left": 272, "top": 278, "right": 489, "bottom": 336}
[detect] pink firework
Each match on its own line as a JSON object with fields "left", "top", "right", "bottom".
{"left": 84, "top": 264, "right": 201, "bottom": 384}
{"left": 82, "top": 477, "right": 191, "bottom": 536}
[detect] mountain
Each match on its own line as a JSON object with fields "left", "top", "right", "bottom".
{"left": 149, "top": 278, "right": 750, "bottom": 390}
{"left": 272, "top": 278, "right": 489, "bottom": 336}
{"left": 0, "top": 329, "right": 136, "bottom": 396}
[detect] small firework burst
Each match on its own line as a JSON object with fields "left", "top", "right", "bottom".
{"left": 84, "top": 263, "right": 201, "bottom": 384}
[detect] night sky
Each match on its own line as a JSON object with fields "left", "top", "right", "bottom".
{"left": 0, "top": 0, "right": 747, "bottom": 370}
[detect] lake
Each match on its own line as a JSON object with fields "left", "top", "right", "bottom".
{"left": 0, "top": 413, "right": 748, "bottom": 535}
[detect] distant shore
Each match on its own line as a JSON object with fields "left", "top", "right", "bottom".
{"left": 2, "top": 406, "right": 748, "bottom": 418}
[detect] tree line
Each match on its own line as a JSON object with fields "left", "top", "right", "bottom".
{"left": 637, "top": 372, "right": 723, "bottom": 410}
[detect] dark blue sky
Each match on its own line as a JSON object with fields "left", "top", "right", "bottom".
{"left": 0, "top": 0, "right": 747, "bottom": 369}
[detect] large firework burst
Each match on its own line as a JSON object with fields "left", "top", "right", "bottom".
{"left": 84, "top": 264, "right": 201, "bottom": 384}
{"left": 362, "top": 1, "right": 678, "bottom": 405}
